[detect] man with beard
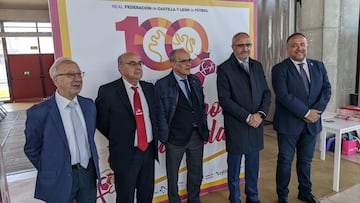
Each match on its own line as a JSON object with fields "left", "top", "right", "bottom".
{"left": 272, "top": 33, "right": 331, "bottom": 203}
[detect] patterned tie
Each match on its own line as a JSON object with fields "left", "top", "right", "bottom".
{"left": 131, "top": 86, "right": 148, "bottom": 151}
{"left": 68, "top": 101, "right": 90, "bottom": 168}
{"left": 298, "top": 63, "right": 310, "bottom": 95}
{"left": 181, "top": 78, "right": 192, "bottom": 105}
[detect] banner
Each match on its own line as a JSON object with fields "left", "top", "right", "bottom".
{"left": 49, "top": 0, "right": 257, "bottom": 202}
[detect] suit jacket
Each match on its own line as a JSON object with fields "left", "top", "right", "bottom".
{"left": 154, "top": 71, "right": 209, "bottom": 143}
{"left": 217, "top": 54, "right": 271, "bottom": 154}
{"left": 24, "top": 95, "right": 101, "bottom": 203}
{"left": 95, "top": 78, "right": 158, "bottom": 172}
{"left": 271, "top": 58, "right": 332, "bottom": 135}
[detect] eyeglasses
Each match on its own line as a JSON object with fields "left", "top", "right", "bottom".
{"left": 123, "top": 61, "right": 143, "bottom": 67}
{"left": 233, "top": 43, "right": 252, "bottom": 48}
{"left": 173, "top": 59, "right": 192, "bottom": 64}
{"left": 55, "top": 72, "right": 85, "bottom": 78}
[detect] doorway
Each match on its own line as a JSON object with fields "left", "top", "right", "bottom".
{"left": 0, "top": 21, "right": 55, "bottom": 102}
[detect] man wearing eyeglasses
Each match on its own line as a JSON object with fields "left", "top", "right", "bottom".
{"left": 217, "top": 32, "right": 271, "bottom": 203}
{"left": 96, "top": 52, "right": 158, "bottom": 202}
{"left": 155, "top": 48, "right": 209, "bottom": 203}
{"left": 24, "top": 57, "right": 101, "bottom": 203}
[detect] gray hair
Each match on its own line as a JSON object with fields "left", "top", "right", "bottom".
{"left": 49, "top": 57, "right": 78, "bottom": 79}
{"left": 169, "top": 48, "right": 187, "bottom": 62}
{"left": 232, "top": 32, "right": 250, "bottom": 45}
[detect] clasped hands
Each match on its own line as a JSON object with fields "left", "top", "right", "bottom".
{"left": 247, "top": 113, "right": 263, "bottom": 128}
{"left": 304, "top": 109, "right": 321, "bottom": 123}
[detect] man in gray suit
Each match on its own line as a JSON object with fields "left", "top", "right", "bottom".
{"left": 217, "top": 32, "right": 271, "bottom": 203}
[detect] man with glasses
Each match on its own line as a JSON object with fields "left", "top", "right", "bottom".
{"left": 24, "top": 57, "right": 101, "bottom": 203}
{"left": 217, "top": 32, "right": 271, "bottom": 203}
{"left": 155, "top": 48, "right": 209, "bottom": 203}
{"left": 96, "top": 52, "right": 158, "bottom": 202}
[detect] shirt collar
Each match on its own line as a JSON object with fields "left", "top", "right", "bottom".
{"left": 122, "top": 78, "right": 139, "bottom": 89}
{"left": 173, "top": 71, "right": 188, "bottom": 83}
{"left": 290, "top": 58, "right": 307, "bottom": 66}
{"left": 235, "top": 57, "right": 249, "bottom": 65}
{"left": 55, "top": 91, "right": 79, "bottom": 110}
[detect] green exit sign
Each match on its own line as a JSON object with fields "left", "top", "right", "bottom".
{"left": 24, "top": 71, "right": 30, "bottom": 76}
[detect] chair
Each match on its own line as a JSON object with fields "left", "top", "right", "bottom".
{"left": 0, "top": 102, "right": 7, "bottom": 121}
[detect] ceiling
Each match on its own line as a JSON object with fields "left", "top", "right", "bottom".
{"left": 0, "top": 0, "right": 48, "bottom": 10}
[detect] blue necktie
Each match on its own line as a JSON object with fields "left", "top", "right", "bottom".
{"left": 298, "top": 63, "right": 310, "bottom": 95}
{"left": 68, "top": 101, "right": 90, "bottom": 168}
{"left": 181, "top": 78, "right": 192, "bottom": 105}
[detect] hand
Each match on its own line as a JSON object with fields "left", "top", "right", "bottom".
{"left": 305, "top": 109, "right": 321, "bottom": 123}
{"left": 247, "top": 113, "right": 263, "bottom": 128}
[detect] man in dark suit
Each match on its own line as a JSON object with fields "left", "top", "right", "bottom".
{"left": 155, "top": 48, "right": 209, "bottom": 203}
{"left": 96, "top": 52, "right": 158, "bottom": 203}
{"left": 272, "top": 33, "right": 331, "bottom": 203}
{"left": 217, "top": 32, "right": 271, "bottom": 203}
{"left": 24, "top": 57, "right": 101, "bottom": 203}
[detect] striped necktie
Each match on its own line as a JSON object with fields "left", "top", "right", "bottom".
{"left": 298, "top": 63, "right": 310, "bottom": 94}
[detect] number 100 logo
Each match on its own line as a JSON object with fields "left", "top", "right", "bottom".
{"left": 116, "top": 16, "right": 210, "bottom": 71}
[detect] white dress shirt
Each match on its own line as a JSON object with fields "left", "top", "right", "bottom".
{"left": 55, "top": 91, "right": 90, "bottom": 165}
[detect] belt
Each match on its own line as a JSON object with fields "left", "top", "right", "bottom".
{"left": 72, "top": 157, "right": 92, "bottom": 170}
{"left": 72, "top": 163, "right": 83, "bottom": 170}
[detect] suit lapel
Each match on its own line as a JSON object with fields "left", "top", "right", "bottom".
{"left": 48, "top": 96, "right": 70, "bottom": 150}
{"left": 285, "top": 59, "right": 309, "bottom": 96}
{"left": 285, "top": 59, "right": 300, "bottom": 78}
{"left": 77, "top": 97, "right": 92, "bottom": 140}
{"left": 307, "top": 59, "right": 315, "bottom": 95}
{"left": 140, "top": 81, "right": 152, "bottom": 106}
{"left": 188, "top": 75, "right": 200, "bottom": 103}
{"left": 117, "top": 78, "right": 134, "bottom": 116}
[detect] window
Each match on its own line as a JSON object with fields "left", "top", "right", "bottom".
{"left": 4, "top": 22, "right": 37, "bottom": 32}
{"left": 2, "top": 21, "right": 54, "bottom": 54}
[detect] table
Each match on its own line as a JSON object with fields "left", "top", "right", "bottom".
{"left": 320, "top": 114, "right": 360, "bottom": 192}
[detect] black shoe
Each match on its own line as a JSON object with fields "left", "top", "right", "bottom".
{"left": 246, "top": 199, "right": 261, "bottom": 203}
{"left": 297, "top": 193, "right": 320, "bottom": 203}
{"left": 278, "top": 198, "right": 288, "bottom": 203}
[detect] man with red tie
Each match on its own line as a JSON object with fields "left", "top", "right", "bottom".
{"left": 96, "top": 52, "right": 158, "bottom": 203}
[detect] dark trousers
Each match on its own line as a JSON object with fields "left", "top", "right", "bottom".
{"left": 114, "top": 143, "right": 155, "bottom": 203}
{"left": 69, "top": 159, "right": 97, "bottom": 203}
{"left": 165, "top": 130, "right": 204, "bottom": 203}
{"left": 227, "top": 151, "right": 260, "bottom": 203}
{"left": 276, "top": 128, "right": 317, "bottom": 198}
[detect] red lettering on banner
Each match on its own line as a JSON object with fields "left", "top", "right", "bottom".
{"left": 205, "top": 101, "right": 222, "bottom": 118}
{"left": 157, "top": 101, "right": 225, "bottom": 153}
{"left": 206, "top": 119, "right": 225, "bottom": 144}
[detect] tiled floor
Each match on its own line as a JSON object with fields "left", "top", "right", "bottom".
{"left": 2, "top": 102, "right": 35, "bottom": 112}
{"left": 1, "top": 102, "right": 360, "bottom": 203}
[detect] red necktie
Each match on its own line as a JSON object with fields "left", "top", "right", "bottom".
{"left": 131, "top": 86, "right": 148, "bottom": 151}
